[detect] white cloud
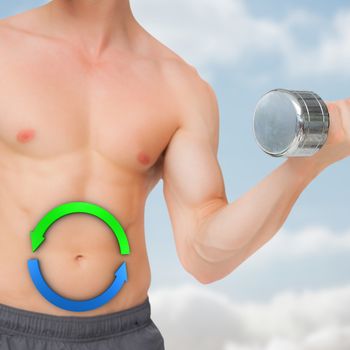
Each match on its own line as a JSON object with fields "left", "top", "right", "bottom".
{"left": 149, "top": 283, "right": 350, "bottom": 350}
{"left": 248, "top": 225, "right": 350, "bottom": 267}
{"left": 283, "top": 10, "right": 350, "bottom": 78}
{"left": 132, "top": 0, "right": 350, "bottom": 78}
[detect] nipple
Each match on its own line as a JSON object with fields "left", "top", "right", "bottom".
{"left": 16, "top": 128, "right": 36, "bottom": 143}
{"left": 137, "top": 152, "right": 150, "bottom": 165}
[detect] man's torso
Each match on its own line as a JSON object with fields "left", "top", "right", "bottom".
{"left": 0, "top": 8, "right": 187, "bottom": 316}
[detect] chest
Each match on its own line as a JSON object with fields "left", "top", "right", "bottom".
{"left": 0, "top": 47, "right": 178, "bottom": 172}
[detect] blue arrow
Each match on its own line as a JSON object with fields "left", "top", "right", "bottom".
{"left": 27, "top": 259, "right": 128, "bottom": 312}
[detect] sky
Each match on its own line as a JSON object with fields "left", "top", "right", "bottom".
{"left": 1, "top": 1, "right": 350, "bottom": 349}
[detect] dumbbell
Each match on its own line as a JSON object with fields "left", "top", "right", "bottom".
{"left": 253, "top": 88, "right": 330, "bottom": 157}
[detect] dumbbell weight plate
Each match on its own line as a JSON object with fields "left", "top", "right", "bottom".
{"left": 253, "top": 88, "right": 329, "bottom": 157}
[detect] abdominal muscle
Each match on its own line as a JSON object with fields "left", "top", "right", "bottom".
{"left": 0, "top": 13, "right": 171, "bottom": 315}
{"left": 0, "top": 172, "right": 153, "bottom": 317}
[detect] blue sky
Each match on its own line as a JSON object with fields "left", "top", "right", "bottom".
{"left": 1, "top": 1, "right": 350, "bottom": 349}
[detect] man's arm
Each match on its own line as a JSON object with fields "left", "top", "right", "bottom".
{"left": 162, "top": 62, "right": 334, "bottom": 284}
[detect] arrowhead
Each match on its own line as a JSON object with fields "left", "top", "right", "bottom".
{"left": 30, "top": 230, "right": 45, "bottom": 252}
{"left": 115, "top": 261, "right": 128, "bottom": 282}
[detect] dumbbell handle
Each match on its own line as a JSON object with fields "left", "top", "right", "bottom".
{"left": 253, "top": 89, "right": 329, "bottom": 157}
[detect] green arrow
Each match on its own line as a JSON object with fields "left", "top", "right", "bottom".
{"left": 30, "top": 201, "right": 130, "bottom": 255}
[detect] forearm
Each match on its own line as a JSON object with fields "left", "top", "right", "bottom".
{"left": 188, "top": 157, "right": 327, "bottom": 283}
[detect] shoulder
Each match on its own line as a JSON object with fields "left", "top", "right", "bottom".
{"left": 0, "top": 7, "right": 46, "bottom": 52}
{"left": 160, "top": 52, "right": 216, "bottom": 105}
{"left": 162, "top": 52, "right": 218, "bottom": 117}
{"left": 154, "top": 48, "right": 219, "bottom": 123}
{"left": 151, "top": 45, "right": 219, "bottom": 151}
{"left": 0, "top": 7, "right": 34, "bottom": 34}
{"left": 145, "top": 34, "right": 216, "bottom": 103}
{"left": 0, "top": 4, "right": 45, "bottom": 29}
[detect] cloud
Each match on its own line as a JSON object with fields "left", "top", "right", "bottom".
{"left": 283, "top": 9, "right": 350, "bottom": 78}
{"left": 149, "top": 283, "right": 350, "bottom": 350}
{"left": 247, "top": 225, "right": 350, "bottom": 267}
{"left": 133, "top": 0, "right": 286, "bottom": 66}
{"left": 132, "top": 0, "right": 350, "bottom": 78}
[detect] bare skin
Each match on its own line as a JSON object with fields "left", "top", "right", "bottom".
{"left": 0, "top": 0, "right": 349, "bottom": 317}
{"left": 0, "top": 0, "right": 182, "bottom": 316}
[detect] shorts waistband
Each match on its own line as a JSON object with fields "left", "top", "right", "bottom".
{"left": 0, "top": 297, "right": 151, "bottom": 341}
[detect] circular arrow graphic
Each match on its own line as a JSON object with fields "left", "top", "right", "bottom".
{"left": 27, "top": 201, "right": 130, "bottom": 312}
{"left": 28, "top": 259, "right": 128, "bottom": 312}
{"left": 30, "top": 201, "right": 130, "bottom": 254}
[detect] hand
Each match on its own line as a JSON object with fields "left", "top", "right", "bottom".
{"left": 309, "top": 98, "right": 350, "bottom": 169}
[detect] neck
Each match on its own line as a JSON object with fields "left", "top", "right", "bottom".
{"left": 46, "top": 0, "right": 139, "bottom": 57}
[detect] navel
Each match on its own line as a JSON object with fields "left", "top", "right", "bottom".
{"left": 75, "top": 254, "right": 84, "bottom": 261}
{"left": 137, "top": 151, "right": 151, "bottom": 165}
{"left": 16, "top": 128, "right": 36, "bottom": 143}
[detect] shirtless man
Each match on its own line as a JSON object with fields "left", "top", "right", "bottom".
{"left": 0, "top": 0, "right": 349, "bottom": 349}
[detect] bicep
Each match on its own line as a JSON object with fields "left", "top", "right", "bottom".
{"left": 162, "top": 80, "right": 227, "bottom": 267}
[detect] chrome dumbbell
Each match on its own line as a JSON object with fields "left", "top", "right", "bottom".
{"left": 253, "top": 88, "right": 330, "bottom": 157}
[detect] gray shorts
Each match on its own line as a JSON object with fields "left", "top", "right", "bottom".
{"left": 0, "top": 296, "right": 165, "bottom": 350}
